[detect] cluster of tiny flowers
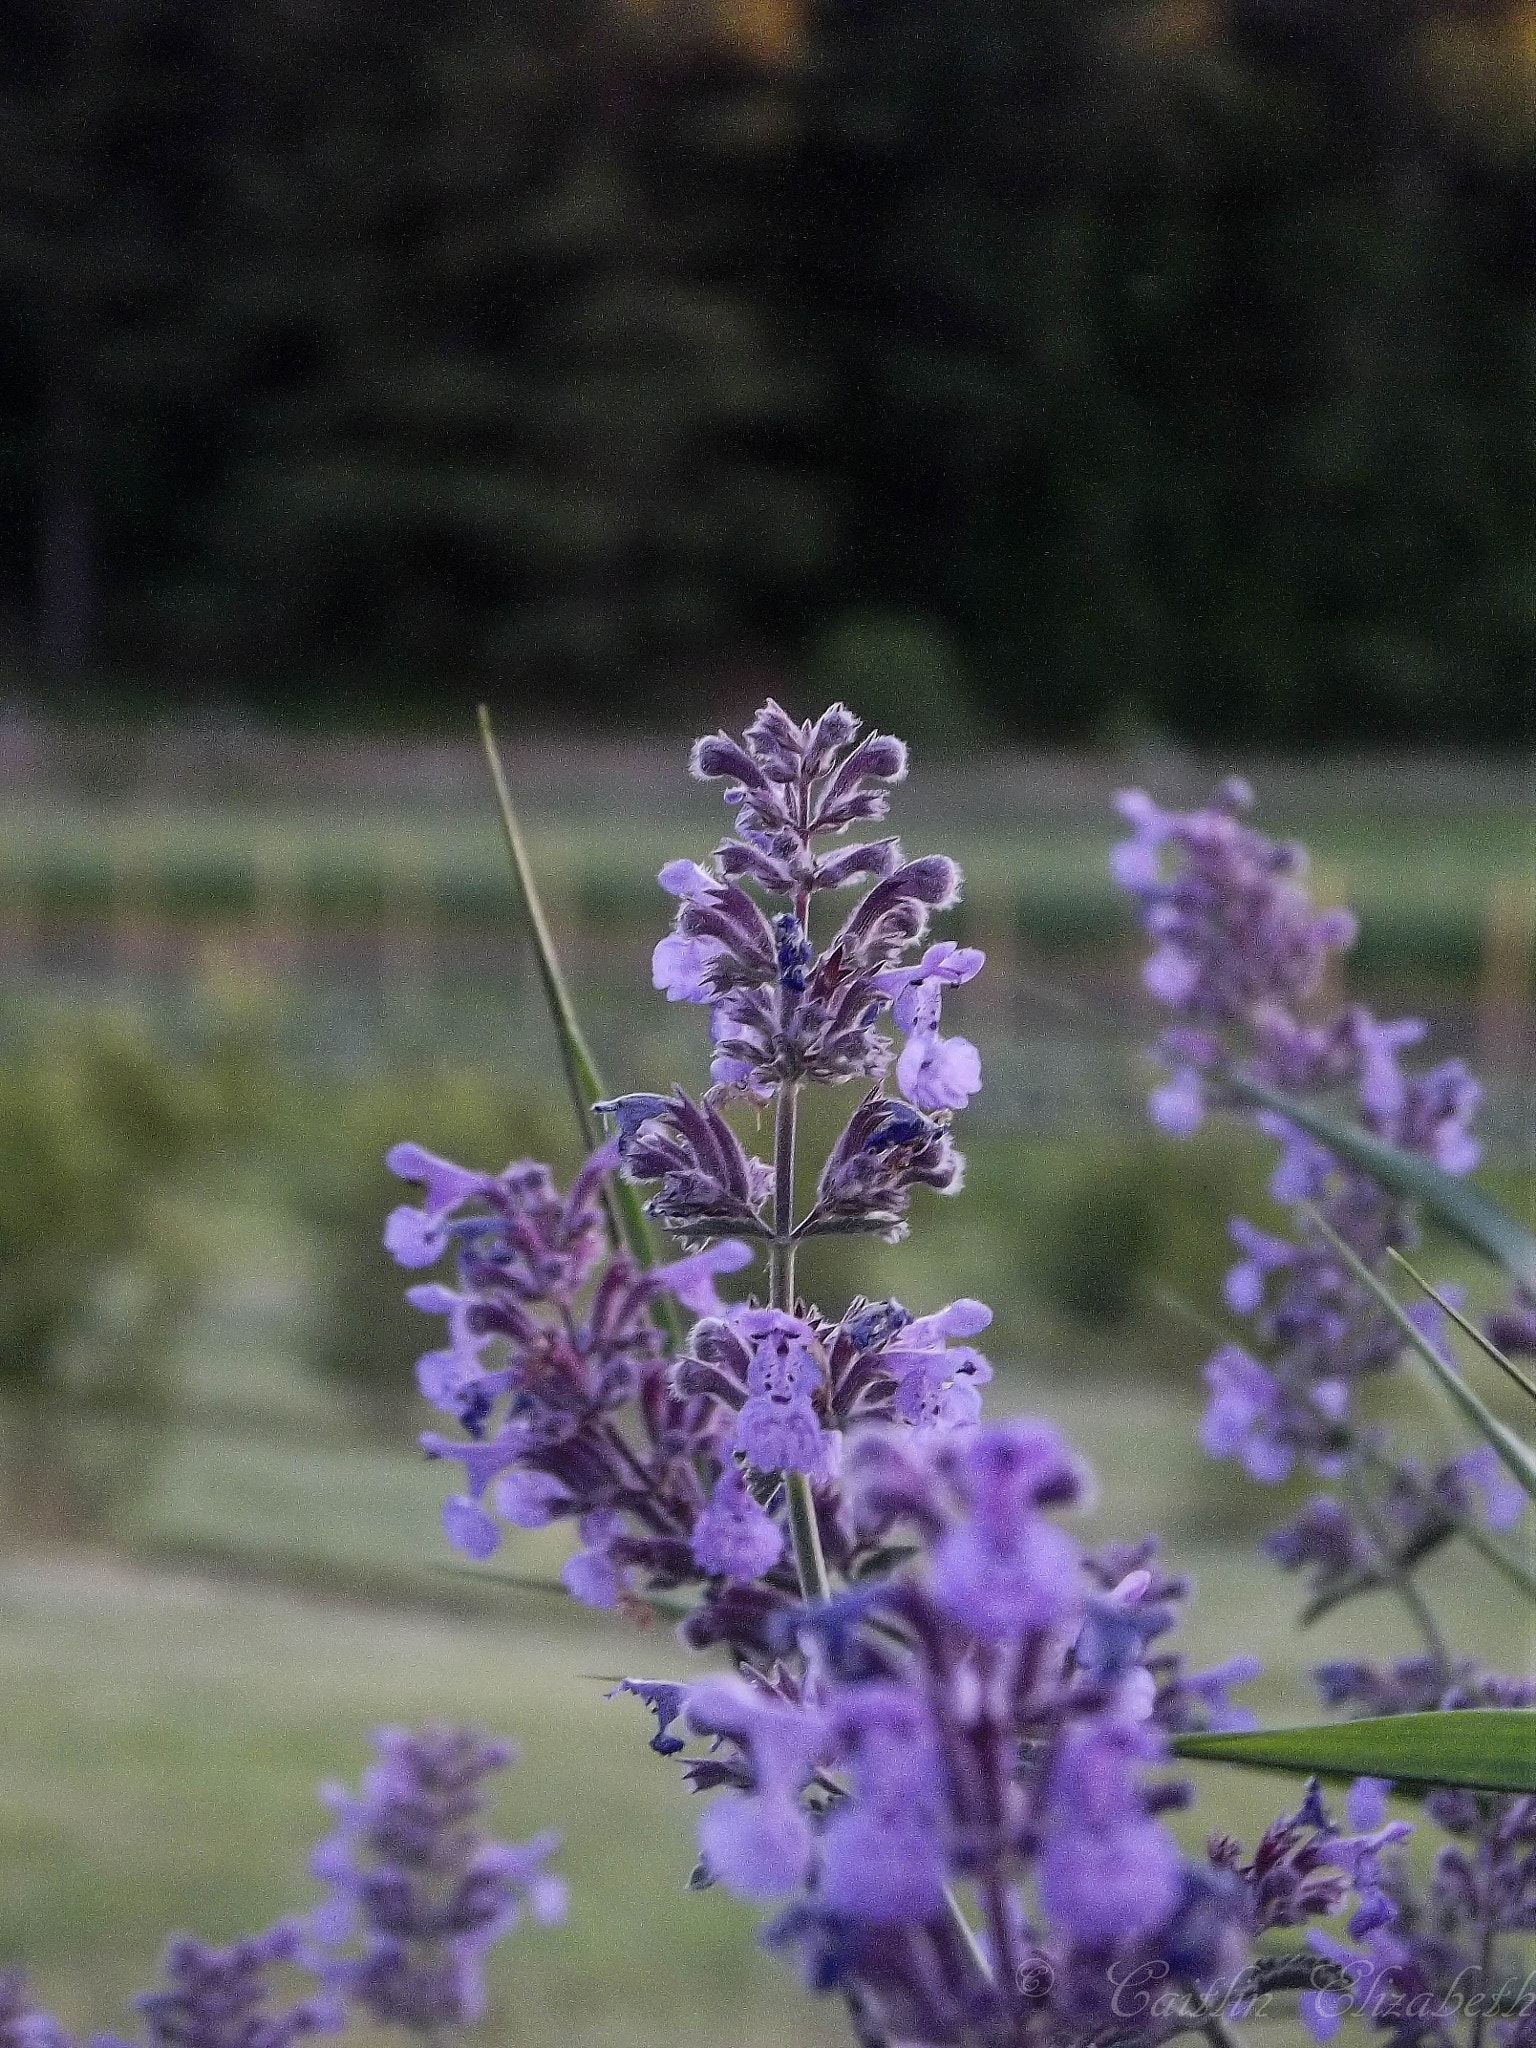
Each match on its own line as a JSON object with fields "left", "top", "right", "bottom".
{"left": 310, "top": 1726, "right": 565, "bottom": 2031}
{"left": 1289, "top": 1777, "right": 1536, "bottom": 2047}
{"left": 386, "top": 702, "right": 996, "bottom": 1639}
{"left": 616, "top": 1419, "right": 1386, "bottom": 2046}
{"left": 381, "top": 710, "right": 1407, "bottom": 2045}
{"left": 384, "top": 1129, "right": 1007, "bottom": 1642}
{"left": 1116, "top": 781, "right": 1536, "bottom": 2048}
{"left": 91, "top": 1929, "right": 341, "bottom": 2048}
{"left": 1111, "top": 780, "right": 1518, "bottom": 1581}
{"left": 651, "top": 701, "right": 983, "bottom": 1116}
{"left": 3, "top": 1728, "right": 557, "bottom": 2048}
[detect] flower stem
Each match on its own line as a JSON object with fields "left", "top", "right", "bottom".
{"left": 771, "top": 1082, "right": 830, "bottom": 1604}
{"left": 1344, "top": 1462, "right": 1454, "bottom": 1682}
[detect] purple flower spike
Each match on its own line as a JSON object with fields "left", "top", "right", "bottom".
{"left": 110, "top": 1926, "right": 341, "bottom": 2048}
{"left": 310, "top": 1726, "right": 563, "bottom": 2033}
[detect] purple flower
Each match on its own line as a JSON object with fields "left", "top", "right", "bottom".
{"left": 734, "top": 1395, "right": 836, "bottom": 1479}
{"left": 817, "top": 1685, "right": 948, "bottom": 1924}
{"left": 561, "top": 1509, "right": 631, "bottom": 1609}
{"left": 692, "top": 1465, "right": 785, "bottom": 1579}
{"left": 1039, "top": 1720, "right": 1182, "bottom": 1948}
{"left": 105, "top": 1927, "right": 341, "bottom": 2048}
{"left": 1486, "top": 1286, "right": 1536, "bottom": 1357}
{"left": 929, "top": 1422, "right": 1088, "bottom": 1638}
{"left": 807, "top": 1092, "right": 963, "bottom": 1241}
{"left": 872, "top": 1297, "right": 993, "bottom": 1429}
{"left": 1198, "top": 1346, "right": 1295, "bottom": 1483}
{"left": 0, "top": 1979, "right": 72, "bottom": 2048}
{"left": 894, "top": 1030, "right": 981, "bottom": 1113}
{"left": 310, "top": 1726, "right": 563, "bottom": 2033}
{"left": 383, "top": 1151, "right": 485, "bottom": 1267}
{"left": 685, "top": 1679, "right": 823, "bottom": 1903}
{"left": 1149, "top": 1066, "right": 1205, "bottom": 1136}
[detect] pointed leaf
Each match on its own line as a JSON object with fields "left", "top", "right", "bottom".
{"left": 476, "top": 706, "right": 674, "bottom": 1330}
{"left": 1172, "top": 1710, "right": 1536, "bottom": 1793}
{"left": 1227, "top": 1073, "right": 1536, "bottom": 1290}
{"left": 1306, "top": 1204, "right": 1536, "bottom": 1505}
{"left": 1388, "top": 1246, "right": 1536, "bottom": 1406}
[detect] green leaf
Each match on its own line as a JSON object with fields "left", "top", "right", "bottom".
{"left": 1388, "top": 1246, "right": 1536, "bottom": 1407}
{"left": 476, "top": 705, "right": 671, "bottom": 1318}
{"left": 1227, "top": 1073, "right": 1536, "bottom": 1290}
{"left": 1305, "top": 1205, "right": 1536, "bottom": 1505}
{"left": 1172, "top": 1710, "right": 1536, "bottom": 1793}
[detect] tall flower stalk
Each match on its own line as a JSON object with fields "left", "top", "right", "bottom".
{"left": 1112, "top": 778, "right": 1536, "bottom": 2046}
{"left": 383, "top": 704, "right": 1417, "bottom": 2045}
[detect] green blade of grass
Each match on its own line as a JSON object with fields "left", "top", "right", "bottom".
{"left": 1388, "top": 1246, "right": 1536, "bottom": 1406}
{"left": 476, "top": 705, "right": 669, "bottom": 1311}
{"left": 1305, "top": 1204, "right": 1536, "bottom": 1506}
{"left": 1227, "top": 1074, "right": 1536, "bottom": 1291}
{"left": 1172, "top": 1709, "right": 1536, "bottom": 1793}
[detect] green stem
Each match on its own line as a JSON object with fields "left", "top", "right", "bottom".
{"left": 1344, "top": 1461, "right": 1454, "bottom": 1682}
{"left": 770, "top": 1082, "right": 831, "bottom": 1603}
{"left": 1199, "top": 2015, "right": 1249, "bottom": 2048}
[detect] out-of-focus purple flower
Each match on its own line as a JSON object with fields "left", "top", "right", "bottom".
{"left": 692, "top": 1465, "right": 785, "bottom": 1579}
{"left": 1199, "top": 1347, "right": 1299, "bottom": 1483}
{"left": 1111, "top": 782, "right": 1357, "bottom": 1023}
{"left": 0, "top": 1977, "right": 72, "bottom": 2048}
{"left": 560, "top": 1509, "right": 631, "bottom": 1609}
{"left": 817, "top": 1685, "right": 948, "bottom": 1924}
{"left": 310, "top": 1726, "right": 563, "bottom": 2033}
{"left": 1345, "top": 1778, "right": 1392, "bottom": 1832}
{"left": 1486, "top": 1286, "right": 1536, "bottom": 1357}
{"left": 1149, "top": 1066, "right": 1205, "bottom": 1136}
{"left": 686, "top": 1679, "right": 822, "bottom": 1902}
{"left": 928, "top": 1421, "right": 1088, "bottom": 1638}
{"left": 1223, "top": 1217, "right": 1298, "bottom": 1315}
{"left": 1039, "top": 1720, "right": 1182, "bottom": 1948}
{"left": 1437, "top": 1445, "right": 1525, "bottom": 1534}
{"left": 102, "top": 1927, "right": 341, "bottom": 2048}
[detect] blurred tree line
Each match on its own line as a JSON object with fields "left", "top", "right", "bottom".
{"left": 0, "top": 0, "right": 1528, "bottom": 742}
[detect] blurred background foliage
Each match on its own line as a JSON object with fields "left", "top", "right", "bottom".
{"left": 0, "top": 0, "right": 1528, "bottom": 741}
{"left": 0, "top": 0, "right": 1529, "bottom": 2021}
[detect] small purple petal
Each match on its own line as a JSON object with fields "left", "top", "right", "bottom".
{"left": 443, "top": 1495, "right": 501, "bottom": 1560}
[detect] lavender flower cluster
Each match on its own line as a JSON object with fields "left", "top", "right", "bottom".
{"left": 627, "top": 1420, "right": 1398, "bottom": 2046}
{"left": 386, "top": 704, "right": 994, "bottom": 1647}
{"left": 1110, "top": 779, "right": 1508, "bottom": 1550}
{"left": 379, "top": 704, "right": 1433, "bottom": 2045}
{"left": 1114, "top": 780, "right": 1536, "bottom": 2046}
{"left": 8, "top": 1729, "right": 560, "bottom": 2048}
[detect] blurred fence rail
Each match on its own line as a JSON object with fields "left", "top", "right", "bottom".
{"left": 1, "top": 715, "right": 1529, "bottom": 1139}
